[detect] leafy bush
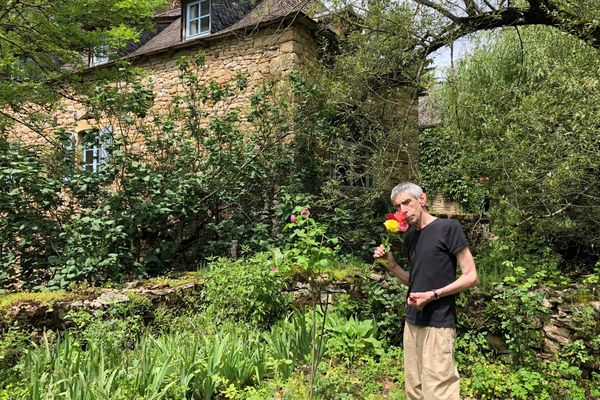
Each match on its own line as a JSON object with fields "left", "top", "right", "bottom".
{"left": 324, "top": 313, "right": 384, "bottom": 364}
{"left": 315, "top": 346, "right": 405, "bottom": 400}
{"left": 421, "top": 26, "right": 600, "bottom": 265}
{"left": 0, "top": 324, "right": 29, "bottom": 387}
{"left": 331, "top": 275, "right": 408, "bottom": 346}
{"left": 202, "top": 253, "right": 292, "bottom": 329}
{"left": 462, "top": 360, "right": 588, "bottom": 400}
{"left": 489, "top": 264, "right": 551, "bottom": 365}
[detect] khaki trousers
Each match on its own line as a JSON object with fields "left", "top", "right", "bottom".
{"left": 403, "top": 321, "right": 460, "bottom": 400}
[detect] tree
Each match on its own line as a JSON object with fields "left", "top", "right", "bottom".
{"left": 420, "top": 26, "right": 600, "bottom": 263}
{"left": 408, "top": 0, "right": 600, "bottom": 55}
{"left": 0, "top": 0, "right": 165, "bottom": 129}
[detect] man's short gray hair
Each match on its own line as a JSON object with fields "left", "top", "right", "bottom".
{"left": 390, "top": 182, "right": 424, "bottom": 202}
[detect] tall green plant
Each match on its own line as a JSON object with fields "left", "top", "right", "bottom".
{"left": 277, "top": 208, "right": 340, "bottom": 399}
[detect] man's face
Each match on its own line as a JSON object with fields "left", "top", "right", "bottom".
{"left": 392, "top": 191, "right": 426, "bottom": 226}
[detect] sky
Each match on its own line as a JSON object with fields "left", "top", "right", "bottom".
{"left": 428, "top": 36, "right": 475, "bottom": 80}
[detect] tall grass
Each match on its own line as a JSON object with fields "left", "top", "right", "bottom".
{"left": 23, "top": 313, "right": 313, "bottom": 400}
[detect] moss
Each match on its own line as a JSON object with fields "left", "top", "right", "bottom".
{"left": 0, "top": 291, "right": 81, "bottom": 311}
{"left": 141, "top": 272, "right": 200, "bottom": 288}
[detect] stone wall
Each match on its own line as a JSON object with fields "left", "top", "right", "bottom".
{"left": 429, "top": 193, "right": 462, "bottom": 215}
{"left": 10, "top": 23, "right": 319, "bottom": 145}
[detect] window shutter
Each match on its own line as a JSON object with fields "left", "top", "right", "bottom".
{"left": 98, "top": 126, "right": 112, "bottom": 167}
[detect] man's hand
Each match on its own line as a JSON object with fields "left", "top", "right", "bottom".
{"left": 373, "top": 245, "right": 410, "bottom": 286}
{"left": 407, "top": 291, "right": 434, "bottom": 311}
{"left": 373, "top": 244, "right": 395, "bottom": 270}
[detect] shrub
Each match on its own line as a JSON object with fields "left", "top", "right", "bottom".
{"left": 488, "top": 264, "right": 552, "bottom": 365}
{"left": 0, "top": 324, "right": 29, "bottom": 386}
{"left": 324, "top": 313, "right": 384, "bottom": 364}
{"left": 202, "top": 253, "right": 292, "bottom": 329}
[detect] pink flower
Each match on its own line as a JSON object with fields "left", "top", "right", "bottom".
{"left": 300, "top": 208, "right": 310, "bottom": 218}
{"left": 271, "top": 267, "right": 279, "bottom": 273}
{"left": 290, "top": 214, "right": 297, "bottom": 223}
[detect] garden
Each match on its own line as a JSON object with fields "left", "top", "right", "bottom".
{"left": 1, "top": 0, "right": 600, "bottom": 399}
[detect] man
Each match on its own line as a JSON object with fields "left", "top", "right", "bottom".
{"left": 373, "top": 182, "right": 478, "bottom": 400}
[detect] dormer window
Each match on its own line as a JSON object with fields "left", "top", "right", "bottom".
{"left": 186, "top": 0, "right": 210, "bottom": 39}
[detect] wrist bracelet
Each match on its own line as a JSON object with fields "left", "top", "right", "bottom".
{"left": 432, "top": 288, "right": 439, "bottom": 300}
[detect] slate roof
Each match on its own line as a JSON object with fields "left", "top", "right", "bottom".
{"left": 125, "top": 0, "right": 324, "bottom": 59}
{"left": 154, "top": 8, "right": 182, "bottom": 18}
{"left": 211, "top": 0, "right": 256, "bottom": 32}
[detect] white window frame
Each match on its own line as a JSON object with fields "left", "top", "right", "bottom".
{"left": 91, "top": 46, "right": 109, "bottom": 66}
{"left": 81, "top": 126, "right": 112, "bottom": 173}
{"left": 186, "top": 0, "right": 211, "bottom": 40}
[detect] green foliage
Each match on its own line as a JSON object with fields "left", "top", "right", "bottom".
{"left": 15, "top": 311, "right": 318, "bottom": 400}
{"left": 1, "top": 57, "right": 301, "bottom": 290}
{"left": 489, "top": 264, "right": 551, "bottom": 365}
{"left": 265, "top": 313, "right": 313, "bottom": 380}
{"left": 454, "top": 330, "right": 493, "bottom": 370}
{"left": 0, "top": 0, "right": 165, "bottom": 112}
{"left": 0, "top": 384, "right": 27, "bottom": 400}
{"left": 0, "top": 323, "right": 29, "bottom": 386}
{"left": 0, "top": 144, "right": 64, "bottom": 289}
{"left": 2, "top": 49, "right": 407, "bottom": 291}
{"left": 418, "top": 127, "right": 484, "bottom": 212}
{"left": 474, "top": 223, "right": 563, "bottom": 289}
{"left": 202, "top": 254, "right": 292, "bottom": 329}
{"left": 66, "top": 294, "right": 152, "bottom": 350}
{"left": 421, "top": 27, "right": 600, "bottom": 264}
{"left": 315, "top": 346, "right": 405, "bottom": 400}
{"left": 2, "top": 30, "right": 419, "bottom": 290}
{"left": 324, "top": 313, "right": 384, "bottom": 364}
{"left": 464, "top": 362, "right": 552, "bottom": 400}
{"left": 457, "top": 330, "right": 590, "bottom": 400}
{"left": 462, "top": 360, "right": 589, "bottom": 400}
{"left": 333, "top": 277, "right": 407, "bottom": 346}
{"left": 279, "top": 209, "right": 340, "bottom": 277}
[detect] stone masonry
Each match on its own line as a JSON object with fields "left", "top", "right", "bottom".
{"left": 11, "top": 23, "right": 319, "bottom": 146}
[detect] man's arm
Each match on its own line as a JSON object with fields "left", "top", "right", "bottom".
{"left": 373, "top": 244, "right": 410, "bottom": 286}
{"left": 407, "top": 246, "right": 478, "bottom": 310}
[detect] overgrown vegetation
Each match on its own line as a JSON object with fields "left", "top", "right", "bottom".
{"left": 1, "top": 38, "right": 415, "bottom": 291}
{"left": 420, "top": 27, "right": 600, "bottom": 269}
{"left": 1, "top": 1, "right": 599, "bottom": 398}
{"left": 0, "top": 246, "right": 597, "bottom": 398}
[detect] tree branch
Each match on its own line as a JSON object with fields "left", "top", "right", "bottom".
{"left": 0, "top": 0, "right": 20, "bottom": 23}
{"left": 421, "top": 5, "right": 600, "bottom": 57}
{"left": 413, "top": 0, "right": 462, "bottom": 22}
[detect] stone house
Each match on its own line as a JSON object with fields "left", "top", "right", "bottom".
{"left": 11, "top": 1, "right": 327, "bottom": 162}
{"left": 11, "top": 0, "right": 418, "bottom": 185}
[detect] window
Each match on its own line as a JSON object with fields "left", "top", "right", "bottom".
{"left": 91, "top": 46, "right": 109, "bottom": 66}
{"left": 80, "top": 126, "right": 112, "bottom": 172}
{"left": 330, "top": 140, "right": 374, "bottom": 189}
{"left": 186, "top": 0, "right": 210, "bottom": 39}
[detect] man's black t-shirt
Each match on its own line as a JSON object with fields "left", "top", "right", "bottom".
{"left": 404, "top": 218, "right": 467, "bottom": 328}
